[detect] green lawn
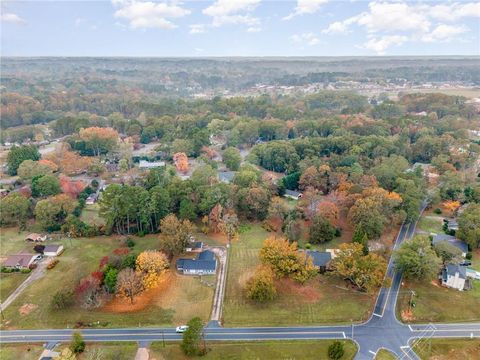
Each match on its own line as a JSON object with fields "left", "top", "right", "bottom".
{"left": 0, "top": 273, "right": 29, "bottom": 302}
{"left": 222, "top": 224, "right": 374, "bottom": 326}
{"left": 0, "top": 227, "right": 34, "bottom": 256}
{"left": 396, "top": 277, "right": 480, "bottom": 323}
{"left": 0, "top": 234, "right": 213, "bottom": 329}
{"left": 150, "top": 340, "right": 357, "bottom": 360}
{"left": 416, "top": 216, "right": 444, "bottom": 234}
{"left": 375, "top": 349, "right": 398, "bottom": 360}
{"left": 80, "top": 204, "right": 106, "bottom": 226}
{"left": 412, "top": 338, "right": 480, "bottom": 360}
{"left": 0, "top": 344, "right": 44, "bottom": 360}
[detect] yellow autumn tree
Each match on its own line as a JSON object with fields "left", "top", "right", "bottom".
{"left": 443, "top": 200, "right": 460, "bottom": 213}
{"left": 135, "top": 250, "right": 169, "bottom": 289}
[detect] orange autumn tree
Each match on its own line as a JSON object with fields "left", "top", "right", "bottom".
{"left": 38, "top": 159, "right": 59, "bottom": 172}
{"left": 173, "top": 152, "right": 189, "bottom": 173}
{"left": 79, "top": 127, "right": 118, "bottom": 156}
{"left": 317, "top": 201, "right": 339, "bottom": 226}
{"left": 443, "top": 200, "right": 460, "bottom": 213}
{"left": 59, "top": 176, "right": 86, "bottom": 198}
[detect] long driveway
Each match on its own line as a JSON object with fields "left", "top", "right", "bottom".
{"left": 1, "top": 204, "right": 479, "bottom": 359}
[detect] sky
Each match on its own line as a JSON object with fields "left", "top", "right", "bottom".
{"left": 1, "top": 0, "right": 479, "bottom": 56}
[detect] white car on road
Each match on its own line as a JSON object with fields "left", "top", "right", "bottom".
{"left": 175, "top": 325, "right": 189, "bottom": 333}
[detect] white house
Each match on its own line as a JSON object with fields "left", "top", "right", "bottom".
{"left": 43, "top": 244, "right": 64, "bottom": 257}
{"left": 441, "top": 264, "right": 467, "bottom": 291}
{"left": 284, "top": 190, "right": 303, "bottom": 200}
{"left": 139, "top": 160, "right": 166, "bottom": 169}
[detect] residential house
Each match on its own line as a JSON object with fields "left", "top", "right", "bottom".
{"left": 305, "top": 250, "right": 332, "bottom": 273}
{"left": 284, "top": 190, "right": 303, "bottom": 200}
{"left": 25, "top": 233, "right": 47, "bottom": 242}
{"left": 446, "top": 219, "right": 459, "bottom": 232}
{"left": 3, "top": 253, "right": 40, "bottom": 269}
{"left": 185, "top": 241, "right": 204, "bottom": 253}
{"left": 138, "top": 160, "right": 166, "bottom": 169}
{"left": 432, "top": 234, "right": 469, "bottom": 257}
{"left": 441, "top": 264, "right": 467, "bottom": 291}
{"left": 43, "top": 244, "right": 64, "bottom": 257}
{"left": 86, "top": 193, "right": 98, "bottom": 205}
{"left": 176, "top": 250, "right": 217, "bottom": 275}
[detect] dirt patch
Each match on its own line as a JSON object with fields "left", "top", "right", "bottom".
{"left": 19, "top": 303, "right": 38, "bottom": 316}
{"left": 401, "top": 309, "right": 415, "bottom": 322}
{"left": 238, "top": 268, "right": 255, "bottom": 288}
{"left": 102, "top": 272, "right": 174, "bottom": 313}
{"left": 430, "top": 280, "right": 440, "bottom": 288}
{"left": 276, "top": 278, "right": 323, "bottom": 303}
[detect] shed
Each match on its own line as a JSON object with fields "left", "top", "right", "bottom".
{"left": 43, "top": 244, "right": 64, "bottom": 257}
{"left": 284, "top": 190, "right": 303, "bottom": 200}
{"left": 305, "top": 250, "right": 332, "bottom": 272}
{"left": 25, "top": 233, "right": 47, "bottom": 242}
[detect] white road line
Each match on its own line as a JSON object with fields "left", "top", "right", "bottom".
{"left": 400, "top": 346, "right": 410, "bottom": 349}
{"left": 408, "top": 325, "right": 413, "bottom": 331}
{"left": 342, "top": 332, "right": 346, "bottom": 339}
{"left": 368, "top": 350, "right": 376, "bottom": 355}
{"left": 373, "top": 313, "right": 382, "bottom": 317}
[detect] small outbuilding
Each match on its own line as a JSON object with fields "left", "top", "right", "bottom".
{"left": 43, "top": 244, "right": 64, "bottom": 257}
{"left": 25, "top": 233, "right": 47, "bottom": 242}
{"left": 305, "top": 250, "right": 332, "bottom": 273}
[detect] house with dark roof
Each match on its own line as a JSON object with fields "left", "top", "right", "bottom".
{"left": 442, "top": 263, "right": 468, "bottom": 291}
{"left": 43, "top": 244, "right": 64, "bottom": 257}
{"left": 176, "top": 250, "right": 216, "bottom": 275}
{"left": 3, "top": 253, "right": 40, "bottom": 269}
{"left": 284, "top": 189, "right": 303, "bottom": 200}
{"left": 25, "top": 233, "right": 47, "bottom": 242}
{"left": 305, "top": 250, "right": 332, "bottom": 273}
{"left": 432, "top": 234, "right": 469, "bottom": 257}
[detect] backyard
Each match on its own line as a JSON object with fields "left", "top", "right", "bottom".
{"left": 222, "top": 224, "right": 375, "bottom": 326}
{"left": 0, "top": 231, "right": 214, "bottom": 329}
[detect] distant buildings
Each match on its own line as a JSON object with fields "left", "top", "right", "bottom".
{"left": 25, "top": 233, "right": 47, "bottom": 242}
{"left": 138, "top": 160, "right": 166, "bottom": 169}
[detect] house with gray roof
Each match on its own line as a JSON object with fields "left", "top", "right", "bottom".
{"left": 432, "top": 234, "right": 469, "bottom": 257}
{"left": 218, "top": 171, "right": 235, "bottom": 183}
{"left": 284, "top": 189, "right": 303, "bottom": 200}
{"left": 305, "top": 250, "right": 332, "bottom": 273}
{"left": 176, "top": 250, "right": 216, "bottom": 275}
{"left": 442, "top": 264, "right": 467, "bottom": 291}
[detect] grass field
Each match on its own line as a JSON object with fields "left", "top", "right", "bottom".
{"left": 375, "top": 349, "right": 398, "bottom": 360}
{"left": 0, "top": 232, "right": 213, "bottom": 329}
{"left": 80, "top": 203, "right": 106, "bottom": 226}
{"left": 412, "top": 338, "right": 480, "bottom": 360}
{"left": 0, "top": 344, "right": 44, "bottom": 360}
{"left": 396, "top": 273, "right": 480, "bottom": 323}
{"left": 416, "top": 216, "right": 444, "bottom": 234}
{"left": 222, "top": 224, "right": 374, "bottom": 326}
{"left": 150, "top": 340, "right": 357, "bottom": 360}
{"left": 0, "top": 227, "right": 34, "bottom": 256}
{"left": 0, "top": 273, "right": 29, "bottom": 302}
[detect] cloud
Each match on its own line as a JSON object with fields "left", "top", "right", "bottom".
{"left": 247, "top": 26, "right": 261, "bottom": 33}
{"left": 1, "top": 11, "right": 26, "bottom": 25}
{"left": 290, "top": 32, "right": 320, "bottom": 46}
{"left": 322, "top": 1, "right": 479, "bottom": 54}
{"left": 421, "top": 24, "right": 468, "bottom": 43}
{"left": 189, "top": 24, "right": 206, "bottom": 34}
{"left": 363, "top": 35, "right": 408, "bottom": 55}
{"left": 202, "top": 0, "right": 261, "bottom": 27}
{"left": 112, "top": 0, "right": 191, "bottom": 29}
{"left": 284, "top": 0, "right": 329, "bottom": 20}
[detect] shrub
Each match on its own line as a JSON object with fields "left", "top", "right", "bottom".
{"left": 1, "top": 267, "right": 13, "bottom": 273}
{"left": 20, "top": 268, "right": 32, "bottom": 274}
{"left": 91, "top": 179, "right": 99, "bottom": 189}
{"left": 466, "top": 252, "right": 473, "bottom": 260}
{"left": 51, "top": 290, "right": 74, "bottom": 309}
{"left": 328, "top": 341, "right": 345, "bottom": 360}
{"left": 335, "top": 228, "right": 342, "bottom": 237}
{"left": 305, "top": 243, "right": 312, "bottom": 249}
{"left": 433, "top": 208, "right": 442, "bottom": 214}
{"left": 125, "top": 237, "right": 135, "bottom": 248}
{"left": 47, "top": 259, "right": 59, "bottom": 270}
{"left": 29, "top": 263, "right": 38, "bottom": 270}
{"left": 33, "top": 244, "right": 45, "bottom": 253}
{"left": 70, "top": 332, "right": 86, "bottom": 353}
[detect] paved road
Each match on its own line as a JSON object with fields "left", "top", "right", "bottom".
{"left": 1, "top": 203, "right": 479, "bottom": 359}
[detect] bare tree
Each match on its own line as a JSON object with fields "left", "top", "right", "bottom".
{"left": 116, "top": 268, "right": 144, "bottom": 304}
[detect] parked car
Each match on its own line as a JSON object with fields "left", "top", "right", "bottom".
{"left": 176, "top": 325, "right": 189, "bottom": 333}
{"left": 460, "top": 260, "right": 472, "bottom": 266}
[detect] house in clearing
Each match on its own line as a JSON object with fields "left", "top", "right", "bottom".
{"left": 432, "top": 234, "right": 469, "bottom": 257}
{"left": 185, "top": 241, "right": 204, "bottom": 253}
{"left": 176, "top": 250, "right": 217, "bottom": 275}
{"left": 138, "top": 160, "right": 166, "bottom": 169}
{"left": 442, "top": 264, "right": 468, "bottom": 291}
{"left": 25, "top": 233, "right": 47, "bottom": 242}
{"left": 284, "top": 189, "right": 303, "bottom": 200}
{"left": 85, "top": 193, "right": 98, "bottom": 205}
{"left": 305, "top": 250, "right": 332, "bottom": 273}
{"left": 218, "top": 171, "right": 235, "bottom": 184}
{"left": 43, "top": 244, "right": 64, "bottom": 257}
{"left": 3, "top": 253, "right": 40, "bottom": 269}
